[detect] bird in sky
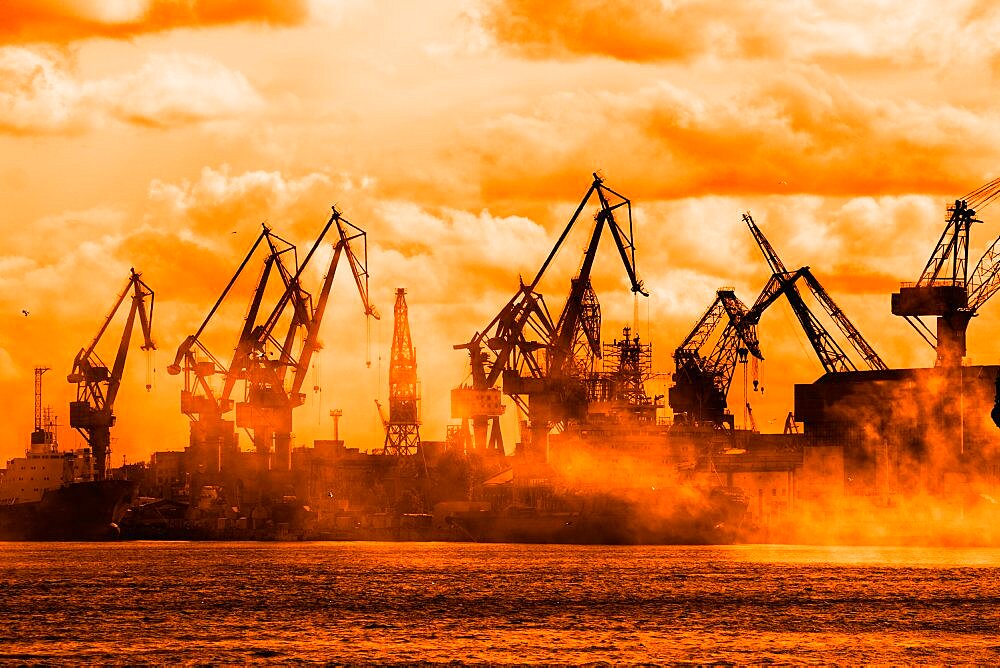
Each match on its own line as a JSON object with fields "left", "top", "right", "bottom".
{"left": 21, "top": 309, "right": 29, "bottom": 316}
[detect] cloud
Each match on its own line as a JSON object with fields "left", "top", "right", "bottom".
{"left": 480, "top": 0, "right": 788, "bottom": 62}
{"left": 476, "top": 72, "right": 1000, "bottom": 202}
{"left": 0, "top": 166, "right": 345, "bottom": 331}
{"left": 147, "top": 164, "right": 337, "bottom": 237}
{"left": 0, "top": 47, "right": 262, "bottom": 134}
{"left": 0, "top": 0, "right": 309, "bottom": 45}
{"left": 108, "top": 53, "right": 264, "bottom": 127}
{"left": 480, "top": 0, "right": 1000, "bottom": 69}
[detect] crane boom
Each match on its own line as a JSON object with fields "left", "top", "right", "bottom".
{"left": 967, "top": 236, "right": 1000, "bottom": 312}
{"left": 801, "top": 269, "right": 887, "bottom": 371}
{"left": 290, "top": 208, "right": 380, "bottom": 399}
{"left": 743, "top": 213, "right": 883, "bottom": 374}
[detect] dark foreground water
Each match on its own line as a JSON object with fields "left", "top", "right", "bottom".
{"left": 2, "top": 542, "right": 1000, "bottom": 664}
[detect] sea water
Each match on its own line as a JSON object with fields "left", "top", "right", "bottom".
{"left": 2, "top": 542, "right": 999, "bottom": 663}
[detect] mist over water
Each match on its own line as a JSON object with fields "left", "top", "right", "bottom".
{"left": 3, "top": 542, "right": 1000, "bottom": 664}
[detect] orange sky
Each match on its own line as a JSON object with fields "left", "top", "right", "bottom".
{"left": 3, "top": 0, "right": 1000, "bottom": 464}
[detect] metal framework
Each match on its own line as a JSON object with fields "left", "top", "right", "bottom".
{"left": 167, "top": 225, "right": 296, "bottom": 474}
{"left": 68, "top": 269, "right": 155, "bottom": 480}
{"left": 893, "top": 178, "right": 1000, "bottom": 366}
{"left": 168, "top": 208, "right": 378, "bottom": 475}
{"left": 383, "top": 288, "right": 421, "bottom": 456}
{"left": 670, "top": 214, "right": 886, "bottom": 428}
{"left": 583, "top": 326, "right": 659, "bottom": 425}
{"left": 31, "top": 367, "right": 52, "bottom": 447}
{"left": 453, "top": 173, "right": 646, "bottom": 460}
{"left": 743, "top": 213, "right": 886, "bottom": 374}
{"left": 233, "top": 207, "right": 379, "bottom": 472}
{"left": 670, "top": 288, "right": 761, "bottom": 428}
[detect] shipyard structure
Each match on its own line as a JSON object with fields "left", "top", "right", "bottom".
{"left": 4, "top": 175, "right": 1000, "bottom": 544}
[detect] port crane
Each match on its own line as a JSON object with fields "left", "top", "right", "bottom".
{"left": 232, "top": 207, "right": 378, "bottom": 472}
{"left": 68, "top": 268, "right": 155, "bottom": 480}
{"left": 169, "top": 209, "right": 378, "bottom": 474}
{"left": 670, "top": 214, "right": 885, "bottom": 429}
{"left": 892, "top": 178, "right": 1000, "bottom": 366}
{"left": 167, "top": 225, "right": 298, "bottom": 474}
{"left": 670, "top": 288, "right": 761, "bottom": 428}
{"left": 454, "top": 173, "right": 646, "bottom": 460}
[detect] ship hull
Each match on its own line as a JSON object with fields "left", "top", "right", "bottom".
{"left": 0, "top": 480, "right": 137, "bottom": 541}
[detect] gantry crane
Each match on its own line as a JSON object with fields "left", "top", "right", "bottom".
{"left": 383, "top": 288, "right": 420, "bottom": 456}
{"left": 454, "top": 173, "right": 646, "bottom": 460}
{"left": 892, "top": 178, "right": 1000, "bottom": 366}
{"left": 669, "top": 213, "right": 886, "bottom": 429}
{"left": 233, "top": 206, "right": 378, "bottom": 472}
{"left": 68, "top": 269, "right": 155, "bottom": 480}
{"left": 167, "top": 225, "right": 298, "bottom": 474}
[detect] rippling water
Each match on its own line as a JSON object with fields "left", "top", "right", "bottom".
{"left": 3, "top": 542, "right": 1000, "bottom": 664}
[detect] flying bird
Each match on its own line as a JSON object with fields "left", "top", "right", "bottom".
{"left": 21, "top": 309, "right": 29, "bottom": 316}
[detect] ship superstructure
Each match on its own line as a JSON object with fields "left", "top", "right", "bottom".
{"left": 0, "top": 367, "right": 135, "bottom": 540}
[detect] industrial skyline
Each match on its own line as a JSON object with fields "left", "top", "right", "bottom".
{"left": 4, "top": 1, "right": 1000, "bottom": 464}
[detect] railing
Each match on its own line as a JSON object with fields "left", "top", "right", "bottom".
{"left": 897, "top": 279, "right": 967, "bottom": 288}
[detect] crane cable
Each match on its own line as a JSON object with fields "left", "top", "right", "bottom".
{"left": 145, "top": 349, "right": 155, "bottom": 391}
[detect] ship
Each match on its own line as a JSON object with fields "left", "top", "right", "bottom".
{"left": 0, "top": 402, "right": 136, "bottom": 541}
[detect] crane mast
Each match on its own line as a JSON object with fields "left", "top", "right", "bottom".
{"left": 383, "top": 288, "right": 420, "bottom": 456}
{"left": 31, "top": 367, "right": 53, "bottom": 449}
{"left": 68, "top": 268, "right": 155, "bottom": 481}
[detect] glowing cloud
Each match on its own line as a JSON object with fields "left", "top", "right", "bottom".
{"left": 477, "top": 74, "right": 1000, "bottom": 201}
{"left": 0, "top": 48, "right": 262, "bottom": 134}
{"left": 0, "top": 0, "right": 309, "bottom": 44}
{"left": 481, "top": 0, "right": 1000, "bottom": 68}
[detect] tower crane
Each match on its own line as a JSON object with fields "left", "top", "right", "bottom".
{"left": 892, "top": 178, "right": 1000, "bottom": 366}
{"left": 383, "top": 288, "right": 421, "bottom": 456}
{"left": 454, "top": 173, "right": 646, "bottom": 461}
{"left": 233, "top": 206, "right": 379, "bottom": 472}
{"left": 68, "top": 268, "right": 155, "bottom": 480}
{"left": 167, "top": 225, "right": 297, "bottom": 474}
